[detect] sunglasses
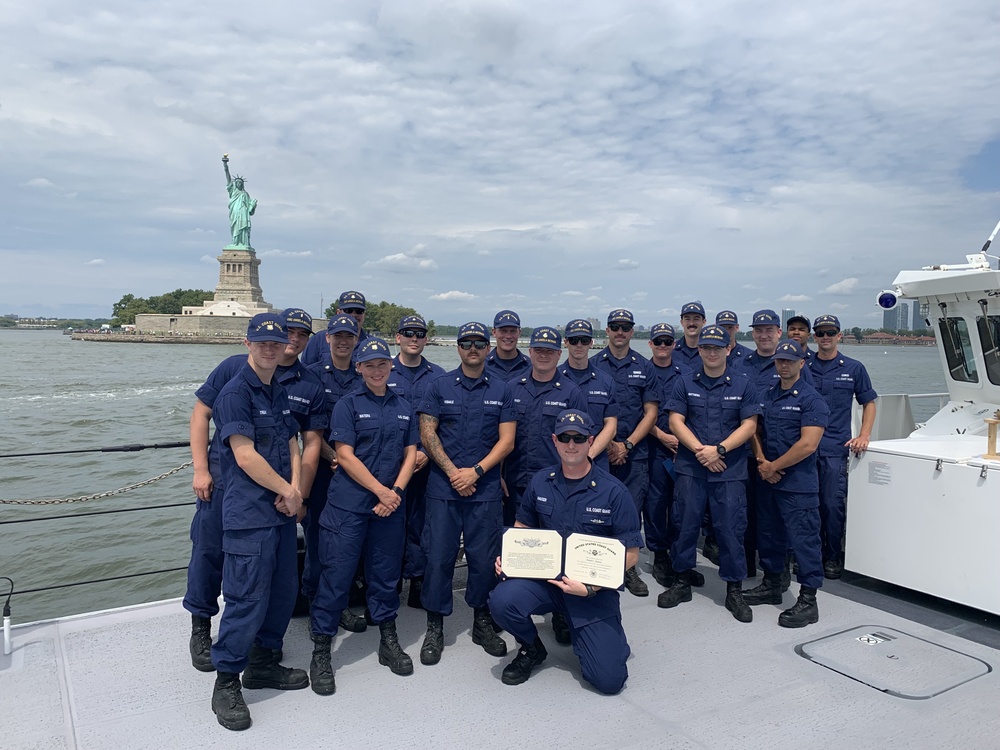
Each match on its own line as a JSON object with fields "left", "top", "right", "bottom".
{"left": 458, "top": 340, "right": 489, "bottom": 350}
{"left": 567, "top": 336, "right": 593, "bottom": 346}
{"left": 400, "top": 330, "right": 427, "bottom": 339}
{"left": 556, "top": 433, "right": 589, "bottom": 444}
{"left": 342, "top": 308, "right": 364, "bottom": 315}
{"left": 652, "top": 338, "right": 675, "bottom": 347}
{"left": 609, "top": 323, "right": 634, "bottom": 332}
{"left": 813, "top": 330, "right": 839, "bottom": 338}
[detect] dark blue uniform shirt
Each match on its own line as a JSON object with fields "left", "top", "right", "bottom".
{"left": 196, "top": 353, "right": 250, "bottom": 480}
{"left": 590, "top": 348, "right": 659, "bottom": 462}
{"left": 324, "top": 386, "right": 418, "bottom": 515}
{"left": 560, "top": 363, "right": 620, "bottom": 469}
{"left": 516, "top": 464, "right": 643, "bottom": 625}
{"left": 807, "top": 354, "right": 877, "bottom": 458}
{"left": 508, "top": 376, "right": 589, "bottom": 488}
{"left": 484, "top": 349, "right": 531, "bottom": 382}
{"left": 275, "top": 360, "right": 328, "bottom": 434}
{"left": 306, "top": 361, "right": 363, "bottom": 441}
{"left": 301, "top": 327, "right": 371, "bottom": 368}
{"left": 742, "top": 349, "right": 815, "bottom": 392}
{"left": 418, "top": 369, "right": 516, "bottom": 502}
{"left": 759, "top": 379, "right": 830, "bottom": 492}
{"left": 214, "top": 364, "right": 297, "bottom": 531}
{"left": 673, "top": 340, "right": 703, "bottom": 369}
{"left": 652, "top": 361, "right": 691, "bottom": 443}
{"left": 727, "top": 342, "right": 753, "bottom": 366}
{"left": 667, "top": 368, "right": 761, "bottom": 483}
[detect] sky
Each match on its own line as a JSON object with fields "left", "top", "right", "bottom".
{"left": 3, "top": 0, "right": 1000, "bottom": 328}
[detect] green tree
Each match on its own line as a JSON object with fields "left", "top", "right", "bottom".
{"left": 850, "top": 326, "right": 862, "bottom": 343}
{"left": 111, "top": 289, "right": 212, "bottom": 325}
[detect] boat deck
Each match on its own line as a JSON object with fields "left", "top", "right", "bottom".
{"left": 4, "top": 556, "right": 1000, "bottom": 750}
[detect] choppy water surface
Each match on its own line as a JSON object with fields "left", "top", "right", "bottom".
{"left": 0, "top": 331, "right": 944, "bottom": 622}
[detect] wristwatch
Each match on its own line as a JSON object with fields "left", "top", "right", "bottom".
{"left": 624, "top": 440, "right": 634, "bottom": 452}
{"left": 392, "top": 485, "right": 405, "bottom": 498}
{"left": 473, "top": 464, "right": 485, "bottom": 477}
{"left": 584, "top": 584, "right": 598, "bottom": 597}
{"left": 716, "top": 444, "right": 728, "bottom": 457}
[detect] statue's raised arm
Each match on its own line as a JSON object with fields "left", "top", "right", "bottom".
{"left": 221, "top": 154, "right": 256, "bottom": 248}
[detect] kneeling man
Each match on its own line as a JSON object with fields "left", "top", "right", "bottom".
{"left": 489, "top": 410, "right": 641, "bottom": 695}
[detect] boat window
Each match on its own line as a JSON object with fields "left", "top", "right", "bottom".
{"left": 977, "top": 315, "right": 1000, "bottom": 385}
{"left": 938, "top": 317, "right": 978, "bottom": 383}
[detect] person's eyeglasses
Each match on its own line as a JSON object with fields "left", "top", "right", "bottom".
{"left": 342, "top": 308, "right": 364, "bottom": 315}
{"left": 556, "top": 433, "right": 589, "bottom": 444}
{"left": 652, "top": 338, "right": 675, "bottom": 347}
{"left": 567, "top": 337, "right": 593, "bottom": 346}
{"left": 813, "top": 330, "right": 839, "bottom": 338}
{"left": 400, "top": 330, "right": 427, "bottom": 339}
{"left": 458, "top": 340, "right": 489, "bottom": 350}
{"left": 609, "top": 323, "right": 634, "bottom": 333}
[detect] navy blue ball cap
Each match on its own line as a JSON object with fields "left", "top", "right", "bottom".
{"left": 355, "top": 337, "right": 392, "bottom": 363}
{"left": 750, "top": 309, "right": 781, "bottom": 327}
{"left": 607, "top": 308, "right": 634, "bottom": 325}
{"left": 398, "top": 314, "right": 427, "bottom": 332}
{"left": 716, "top": 310, "right": 738, "bottom": 325}
{"left": 337, "top": 291, "right": 366, "bottom": 310}
{"left": 281, "top": 308, "right": 313, "bottom": 332}
{"left": 458, "top": 321, "right": 490, "bottom": 342}
{"left": 247, "top": 313, "right": 289, "bottom": 343}
{"left": 813, "top": 314, "right": 841, "bottom": 331}
{"left": 554, "top": 409, "right": 595, "bottom": 436}
{"left": 773, "top": 340, "right": 806, "bottom": 360}
{"left": 529, "top": 326, "right": 562, "bottom": 350}
{"left": 787, "top": 314, "right": 811, "bottom": 329}
{"left": 681, "top": 302, "right": 706, "bottom": 318}
{"left": 650, "top": 323, "right": 676, "bottom": 340}
{"left": 327, "top": 315, "right": 359, "bottom": 335}
{"left": 697, "top": 325, "right": 730, "bottom": 348}
{"left": 564, "top": 319, "right": 593, "bottom": 337}
{"left": 493, "top": 310, "right": 521, "bottom": 328}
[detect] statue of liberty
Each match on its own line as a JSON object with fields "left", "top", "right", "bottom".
{"left": 222, "top": 154, "right": 257, "bottom": 248}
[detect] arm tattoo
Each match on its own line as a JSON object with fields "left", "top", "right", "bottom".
{"left": 420, "top": 413, "right": 458, "bottom": 474}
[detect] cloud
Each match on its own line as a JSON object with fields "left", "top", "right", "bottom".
{"left": 365, "top": 251, "right": 438, "bottom": 272}
{"left": 560, "top": 290, "right": 584, "bottom": 296}
{"left": 85, "top": 258, "right": 105, "bottom": 266}
{"left": 24, "top": 178, "right": 56, "bottom": 189}
{"left": 261, "top": 249, "right": 314, "bottom": 258}
{"left": 615, "top": 259, "right": 640, "bottom": 271}
{"left": 430, "top": 290, "right": 476, "bottom": 301}
{"left": 829, "top": 302, "right": 850, "bottom": 310}
{"left": 200, "top": 255, "right": 216, "bottom": 264}
{"left": 779, "top": 294, "right": 812, "bottom": 303}
{"left": 823, "top": 278, "right": 860, "bottom": 295}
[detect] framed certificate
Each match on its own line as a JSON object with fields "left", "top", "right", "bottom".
{"left": 500, "top": 528, "right": 563, "bottom": 579}
{"left": 564, "top": 533, "right": 626, "bottom": 589}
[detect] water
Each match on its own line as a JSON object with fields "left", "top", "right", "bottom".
{"left": 0, "top": 331, "right": 946, "bottom": 623}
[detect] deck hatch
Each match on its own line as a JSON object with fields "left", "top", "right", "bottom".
{"left": 796, "top": 625, "right": 991, "bottom": 699}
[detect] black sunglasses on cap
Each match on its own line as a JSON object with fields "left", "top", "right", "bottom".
{"left": 567, "top": 336, "right": 593, "bottom": 346}
{"left": 458, "top": 340, "right": 489, "bottom": 350}
{"left": 556, "top": 433, "right": 589, "bottom": 444}
{"left": 400, "top": 330, "right": 427, "bottom": 339}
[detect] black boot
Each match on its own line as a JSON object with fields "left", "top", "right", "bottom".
{"left": 688, "top": 568, "right": 706, "bottom": 587}
{"left": 702, "top": 536, "right": 721, "bottom": 566}
{"left": 652, "top": 550, "right": 675, "bottom": 587}
{"left": 823, "top": 558, "right": 843, "bottom": 580}
{"left": 309, "top": 634, "right": 336, "bottom": 696}
{"left": 778, "top": 586, "right": 819, "bottom": 628}
{"left": 407, "top": 576, "right": 425, "bottom": 609}
{"left": 742, "top": 572, "right": 783, "bottom": 605}
{"left": 472, "top": 607, "right": 508, "bottom": 656}
{"left": 212, "top": 672, "right": 251, "bottom": 731}
{"left": 501, "top": 637, "right": 548, "bottom": 686}
{"left": 420, "top": 611, "right": 444, "bottom": 665}
{"left": 241, "top": 645, "right": 309, "bottom": 690}
{"left": 551, "top": 611, "right": 571, "bottom": 645}
{"left": 189, "top": 615, "right": 214, "bottom": 672}
{"left": 624, "top": 566, "right": 649, "bottom": 597}
{"left": 339, "top": 607, "right": 368, "bottom": 633}
{"left": 656, "top": 573, "right": 692, "bottom": 609}
{"left": 725, "top": 581, "right": 753, "bottom": 623}
{"left": 378, "top": 619, "right": 414, "bottom": 675}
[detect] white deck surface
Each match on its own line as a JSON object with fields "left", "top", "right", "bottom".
{"left": 4, "top": 560, "right": 999, "bottom": 750}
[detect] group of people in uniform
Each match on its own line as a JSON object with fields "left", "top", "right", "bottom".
{"left": 182, "top": 291, "right": 877, "bottom": 731}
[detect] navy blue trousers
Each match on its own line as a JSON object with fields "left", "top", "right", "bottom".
{"left": 403, "top": 468, "right": 431, "bottom": 579}
{"left": 817, "top": 456, "right": 848, "bottom": 562}
{"left": 212, "top": 523, "right": 298, "bottom": 674}
{"left": 311, "top": 506, "right": 405, "bottom": 635}
{"left": 489, "top": 579, "right": 630, "bottom": 695}
{"left": 422, "top": 497, "right": 501, "bottom": 615}
{"left": 755, "top": 482, "right": 823, "bottom": 589}
{"left": 644, "top": 451, "right": 678, "bottom": 553}
{"left": 670, "top": 474, "right": 747, "bottom": 581}
{"left": 300, "top": 463, "right": 333, "bottom": 601}
{"left": 183, "top": 487, "right": 224, "bottom": 619}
